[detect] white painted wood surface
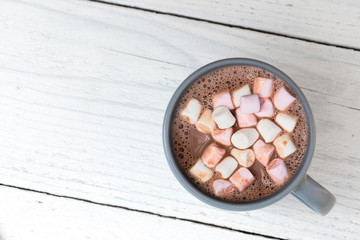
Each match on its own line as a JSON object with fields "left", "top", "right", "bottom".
{"left": 0, "top": 0, "right": 359, "bottom": 239}
{"left": 0, "top": 186, "right": 268, "bottom": 240}
{"left": 107, "top": 0, "right": 360, "bottom": 49}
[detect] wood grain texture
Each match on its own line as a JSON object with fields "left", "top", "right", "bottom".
{"left": 0, "top": 0, "right": 359, "bottom": 239}
{"left": 0, "top": 186, "right": 269, "bottom": 240}
{"left": 104, "top": 0, "right": 360, "bottom": 49}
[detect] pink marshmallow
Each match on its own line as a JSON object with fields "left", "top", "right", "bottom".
{"left": 266, "top": 158, "right": 289, "bottom": 185}
{"left": 255, "top": 98, "right": 274, "bottom": 118}
{"left": 211, "top": 127, "right": 233, "bottom": 147}
{"left": 273, "top": 87, "right": 296, "bottom": 111}
{"left": 235, "top": 108, "right": 257, "bottom": 127}
{"left": 253, "top": 77, "right": 274, "bottom": 98}
{"left": 229, "top": 167, "right": 255, "bottom": 192}
{"left": 253, "top": 139, "right": 275, "bottom": 166}
{"left": 212, "top": 179, "right": 234, "bottom": 197}
{"left": 240, "top": 94, "right": 260, "bottom": 114}
{"left": 213, "top": 91, "right": 235, "bottom": 110}
{"left": 201, "top": 143, "right": 226, "bottom": 168}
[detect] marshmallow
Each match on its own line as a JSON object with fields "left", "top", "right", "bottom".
{"left": 196, "top": 109, "right": 216, "bottom": 134}
{"left": 253, "top": 77, "right": 274, "bottom": 98}
{"left": 231, "top": 128, "right": 259, "bottom": 149}
{"left": 257, "top": 119, "right": 282, "bottom": 143}
{"left": 180, "top": 98, "right": 202, "bottom": 124}
{"left": 232, "top": 84, "right": 251, "bottom": 107}
{"left": 235, "top": 108, "right": 257, "bottom": 128}
{"left": 273, "top": 134, "right": 297, "bottom": 158}
{"left": 240, "top": 94, "right": 260, "bottom": 114}
{"left": 275, "top": 112, "right": 298, "bottom": 132}
{"left": 215, "top": 156, "right": 238, "bottom": 178}
{"left": 273, "top": 87, "right": 296, "bottom": 111}
{"left": 212, "top": 179, "right": 234, "bottom": 197}
{"left": 229, "top": 167, "right": 255, "bottom": 192}
{"left": 201, "top": 143, "right": 226, "bottom": 168}
{"left": 266, "top": 158, "right": 289, "bottom": 185}
{"left": 213, "top": 91, "right": 235, "bottom": 110}
{"left": 231, "top": 148, "right": 255, "bottom": 168}
{"left": 212, "top": 106, "right": 236, "bottom": 129}
{"left": 211, "top": 127, "right": 233, "bottom": 147}
{"left": 189, "top": 159, "right": 213, "bottom": 182}
{"left": 255, "top": 98, "right": 274, "bottom": 118}
{"left": 253, "top": 139, "right": 275, "bottom": 166}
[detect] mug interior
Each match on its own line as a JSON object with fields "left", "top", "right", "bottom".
{"left": 163, "top": 58, "right": 315, "bottom": 211}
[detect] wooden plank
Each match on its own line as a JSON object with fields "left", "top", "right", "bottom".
{"left": 105, "top": 0, "right": 360, "bottom": 49}
{"left": 0, "top": 186, "right": 269, "bottom": 240}
{"left": 0, "top": 0, "right": 359, "bottom": 239}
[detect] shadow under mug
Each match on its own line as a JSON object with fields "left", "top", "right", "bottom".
{"left": 162, "top": 58, "right": 336, "bottom": 216}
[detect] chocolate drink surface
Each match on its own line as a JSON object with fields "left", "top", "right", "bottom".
{"left": 171, "top": 65, "right": 308, "bottom": 202}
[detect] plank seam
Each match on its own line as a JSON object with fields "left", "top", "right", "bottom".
{"left": 85, "top": 0, "right": 360, "bottom": 52}
{"left": 0, "top": 183, "right": 286, "bottom": 240}
{"left": 327, "top": 101, "right": 360, "bottom": 112}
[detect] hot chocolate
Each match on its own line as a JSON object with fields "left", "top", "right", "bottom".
{"left": 171, "top": 65, "right": 308, "bottom": 202}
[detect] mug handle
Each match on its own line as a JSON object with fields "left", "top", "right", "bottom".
{"left": 291, "top": 175, "right": 336, "bottom": 216}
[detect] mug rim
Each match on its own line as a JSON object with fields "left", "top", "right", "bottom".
{"left": 162, "top": 58, "right": 315, "bottom": 211}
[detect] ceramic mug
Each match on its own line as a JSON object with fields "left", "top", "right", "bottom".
{"left": 162, "top": 58, "right": 336, "bottom": 215}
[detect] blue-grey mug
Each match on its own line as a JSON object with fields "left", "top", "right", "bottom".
{"left": 163, "top": 58, "right": 336, "bottom": 215}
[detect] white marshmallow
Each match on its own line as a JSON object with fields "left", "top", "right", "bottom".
{"left": 180, "top": 98, "right": 202, "bottom": 124}
{"left": 275, "top": 113, "right": 298, "bottom": 132}
{"left": 257, "top": 119, "right": 282, "bottom": 143}
{"left": 196, "top": 109, "right": 216, "bottom": 134}
{"left": 231, "top": 128, "right": 259, "bottom": 149}
{"left": 189, "top": 159, "right": 213, "bottom": 182}
{"left": 273, "top": 134, "right": 297, "bottom": 158}
{"left": 231, "top": 148, "right": 255, "bottom": 167}
{"left": 215, "top": 156, "right": 238, "bottom": 178}
{"left": 232, "top": 84, "right": 251, "bottom": 107}
{"left": 212, "top": 106, "right": 236, "bottom": 129}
